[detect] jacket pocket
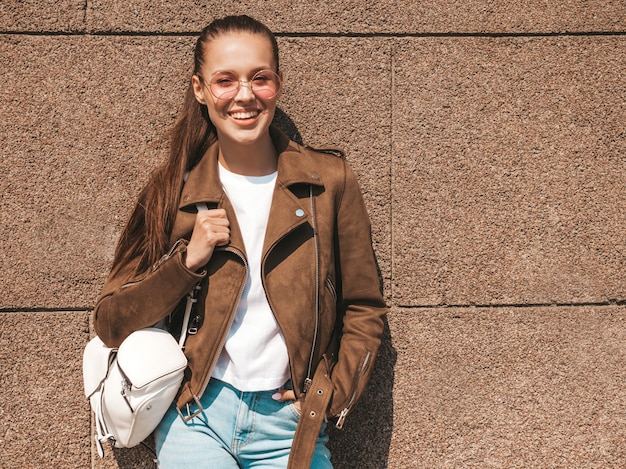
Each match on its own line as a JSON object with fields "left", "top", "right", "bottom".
{"left": 320, "top": 276, "right": 339, "bottom": 341}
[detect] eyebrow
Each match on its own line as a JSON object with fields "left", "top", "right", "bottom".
{"left": 209, "top": 66, "right": 275, "bottom": 78}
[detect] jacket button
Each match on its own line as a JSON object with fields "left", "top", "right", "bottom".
{"left": 311, "top": 172, "right": 320, "bottom": 180}
{"left": 183, "top": 195, "right": 190, "bottom": 201}
{"left": 295, "top": 209, "right": 305, "bottom": 217}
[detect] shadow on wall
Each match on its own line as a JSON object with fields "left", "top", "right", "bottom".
{"left": 273, "top": 107, "right": 305, "bottom": 145}
{"left": 328, "top": 318, "right": 396, "bottom": 469}
{"left": 106, "top": 109, "right": 397, "bottom": 469}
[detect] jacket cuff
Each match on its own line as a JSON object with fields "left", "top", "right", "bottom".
{"left": 153, "top": 239, "right": 206, "bottom": 287}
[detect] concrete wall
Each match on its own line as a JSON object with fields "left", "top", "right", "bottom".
{"left": 1, "top": 2, "right": 624, "bottom": 468}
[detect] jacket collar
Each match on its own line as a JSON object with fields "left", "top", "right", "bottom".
{"left": 179, "top": 126, "right": 324, "bottom": 211}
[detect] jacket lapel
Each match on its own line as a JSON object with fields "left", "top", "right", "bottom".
{"left": 262, "top": 128, "right": 325, "bottom": 258}
{"left": 175, "top": 143, "right": 247, "bottom": 254}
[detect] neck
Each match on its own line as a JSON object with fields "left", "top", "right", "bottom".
{"left": 218, "top": 134, "right": 278, "bottom": 176}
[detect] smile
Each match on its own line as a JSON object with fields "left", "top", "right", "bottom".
{"left": 229, "top": 110, "right": 260, "bottom": 120}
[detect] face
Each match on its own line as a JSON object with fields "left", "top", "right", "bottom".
{"left": 192, "top": 31, "right": 282, "bottom": 148}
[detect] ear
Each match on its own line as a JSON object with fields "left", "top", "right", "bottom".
{"left": 191, "top": 75, "right": 207, "bottom": 105}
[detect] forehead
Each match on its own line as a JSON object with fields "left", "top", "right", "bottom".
{"left": 202, "top": 31, "right": 276, "bottom": 74}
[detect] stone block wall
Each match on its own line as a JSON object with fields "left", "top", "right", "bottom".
{"left": 1, "top": 2, "right": 624, "bottom": 467}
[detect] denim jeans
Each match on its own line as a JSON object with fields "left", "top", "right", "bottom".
{"left": 155, "top": 378, "right": 333, "bottom": 468}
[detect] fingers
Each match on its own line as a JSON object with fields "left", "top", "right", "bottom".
{"left": 272, "top": 389, "right": 296, "bottom": 402}
{"left": 196, "top": 209, "right": 230, "bottom": 246}
{"left": 185, "top": 209, "right": 231, "bottom": 271}
{"left": 272, "top": 390, "right": 303, "bottom": 414}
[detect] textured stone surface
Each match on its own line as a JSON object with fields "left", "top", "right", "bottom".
{"left": 85, "top": 1, "right": 626, "bottom": 34}
{"left": 3, "top": 306, "right": 625, "bottom": 468}
{"left": 0, "top": 0, "right": 86, "bottom": 32}
{"left": 3, "top": 0, "right": 622, "bottom": 34}
{"left": 389, "top": 305, "right": 626, "bottom": 468}
{"left": 392, "top": 36, "right": 626, "bottom": 306}
{"left": 0, "top": 312, "right": 91, "bottom": 468}
{"left": 0, "top": 35, "right": 191, "bottom": 309}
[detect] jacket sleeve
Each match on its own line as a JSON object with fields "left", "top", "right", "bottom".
{"left": 93, "top": 240, "right": 206, "bottom": 348}
{"left": 327, "top": 160, "right": 388, "bottom": 425}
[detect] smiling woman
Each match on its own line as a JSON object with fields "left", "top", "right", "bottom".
{"left": 191, "top": 31, "right": 283, "bottom": 175}
{"left": 92, "top": 14, "right": 387, "bottom": 469}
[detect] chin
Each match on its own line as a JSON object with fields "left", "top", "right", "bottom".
{"left": 226, "top": 119, "right": 273, "bottom": 144}
{"left": 228, "top": 127, "right": 267, "bottom": 145}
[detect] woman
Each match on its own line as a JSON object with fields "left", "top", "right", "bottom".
{"left": 94, "top": 15, "right": 387, "bottom": 469}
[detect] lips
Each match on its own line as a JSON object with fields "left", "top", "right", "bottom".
{"left": 229, "top": 110, "right": 260, "bottom": 120}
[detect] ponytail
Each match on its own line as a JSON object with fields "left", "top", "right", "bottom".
{"left": 111, "top": 15, "right": 279, "bottom": 276}
{"left": 111, "top": 83, "right": 216, "bottom": 276}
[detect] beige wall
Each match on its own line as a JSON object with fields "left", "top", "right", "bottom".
{"left": 1, "top": 2, "right": 625, "bottom": 467}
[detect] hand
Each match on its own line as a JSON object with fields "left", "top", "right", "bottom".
{"left": 185, "top": 209, "right": 230, "bottom": 271}
{"left": 272, "top": 389, "right": 304, "bottom": 415}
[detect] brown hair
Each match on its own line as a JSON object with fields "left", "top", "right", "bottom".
{"left": 111, "top": 15, "right": 280, "bottom": 276}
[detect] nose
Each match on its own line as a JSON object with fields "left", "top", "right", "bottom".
{"left": 234, "top": 80, "right": 255, "bottom": 101}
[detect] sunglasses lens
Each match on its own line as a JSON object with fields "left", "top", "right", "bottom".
{"left": 210, "top": 73, "right": 239, "bottom": 99}
{"left": 250, "top": 71, "right": 280, "bottom": 98}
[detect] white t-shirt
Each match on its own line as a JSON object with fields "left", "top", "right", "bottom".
{"left": 211, "top": 163, "right": 290, "bottom": 391}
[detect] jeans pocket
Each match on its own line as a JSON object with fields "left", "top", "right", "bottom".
{"left": 286, "top": 400, "right": 302, "bottom": 420}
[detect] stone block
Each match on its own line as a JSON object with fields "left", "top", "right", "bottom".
{"left": 84, "top": 0, "right": 625, "bottom": 34}
{"left": 392, "top": 36, "right": 626, "bottom": 306}
{"left": 388, "top": 305, "right": 626, "bottom": 467}
{"left": 0, "top": 35, "right": 192, "bottom": 308}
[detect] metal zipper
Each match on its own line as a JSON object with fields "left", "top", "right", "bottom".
{"left": 325, "top": 277, "right": 337, "bottom": 304}
{"left": 120, "top": 377, "right": 134, "bottom": 413}
{"left": 120, "top": 239, "right": 185, "bottom": 290}
{"left": 335, "top": 349, "right": 372, "bottom": 429}
{"left": 258, "top": 186, "right": 320, "bottom": 395}
{"left": 259, "top": 239, "right": 300, "bottom": 394}
{"left": 304, "top": 185, "right": 321, "bottom": 394}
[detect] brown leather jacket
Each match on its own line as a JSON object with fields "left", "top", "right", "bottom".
{"left": 94, "top": 127, "right": 387, "bottom": 467}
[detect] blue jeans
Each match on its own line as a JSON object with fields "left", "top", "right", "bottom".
{"left": 155, "top": 378, "right": 333, "bottom": 468}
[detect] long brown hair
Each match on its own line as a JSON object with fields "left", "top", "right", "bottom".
{"left": 112, "top": 15, "right": 280, "bottom": 276}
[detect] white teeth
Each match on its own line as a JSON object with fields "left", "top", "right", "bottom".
{"left": 230, "top": 110, "right": 259, "bottom": 119}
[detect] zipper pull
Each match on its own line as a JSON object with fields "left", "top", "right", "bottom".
{"left": 335, "top": 407, "right": 349, "bottom": 429}
{"left": 120, "top": 378, "right": 134, "bottom": 412}
{"left": 188, "top": 314, "right": 201, "bottom": 335}
{"left": 302, "top": 377, "right": 312, "bottom": 394}
{"left": 152, "top": 239, "right": 185, "bottom": 271}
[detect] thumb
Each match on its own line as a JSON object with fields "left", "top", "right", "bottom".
{"left": 272, "top": 389, "right": 296, "bottom": 402}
